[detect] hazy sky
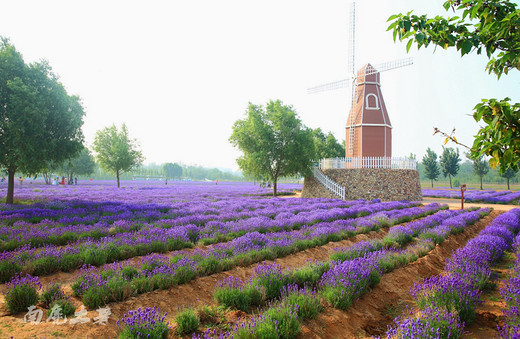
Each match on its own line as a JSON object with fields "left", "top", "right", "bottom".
{"left": 2, "top": 0, "right": 519, "bottom": 171}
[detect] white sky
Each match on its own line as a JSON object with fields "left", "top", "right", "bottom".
{"left": 1, "top": 0, "right": 519, "bottom": 171}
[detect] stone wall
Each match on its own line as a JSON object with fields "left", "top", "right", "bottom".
{"left": 302, "top": 168, "right": 422, "bottom": 201}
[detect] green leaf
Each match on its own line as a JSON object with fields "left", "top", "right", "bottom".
{"left": 406, "top": 39, "right": 414, "bottom": 53}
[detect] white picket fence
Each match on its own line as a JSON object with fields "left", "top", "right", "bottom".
{"left": 313, "top": 167, "right": 345, "bottom": 200}
{"left": 318, "top": 157, "right": 417, "bottom": 170}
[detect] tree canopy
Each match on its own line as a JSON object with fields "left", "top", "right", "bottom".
{"left": 0, "top": 37, "right": 85, "bottom": 203}
{"left": 470, "top": 154, "right": 490, "bottom": 190}
{"left": 60, "top": 148, "right": 96, "bottom": 183}
{"left": 162, "top": 162, "right": 183, "bottom": 180}
{"left": 92, "top": 124, "right": 144, "bottom": 188}
{"left": 229, "top": 100, "right": 315, "bottom": 196}
{"left": 387, "top": 0, "right": 520, "bottom": 174}
{"left": 440, "top": 147, "right": 461, "bottom": 188}
{"left": 422, "top": 147, "right": 440, "bottom": 188}
{"left": 312, "top": 128, "right": 345, "bottom": 160}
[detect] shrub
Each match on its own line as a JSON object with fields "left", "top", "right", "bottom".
{"left": 41, "top": 283, "right": 66, "bottom": 308}
{"left": 385, "top": 306, "right": 464, "bottom": 339}
{"left": 117, "top": 307, "right": 170, "bottom": 339}
{"left": 82, "top": 285, "right": 111, "bottom": 309}
{"left": 47, "top": 298, "right": 76, "bottom": 317}
{"left": 4, "top": 273, "right": 41, "bottom": 314}
{"left": 412, "top": 274, "right": 481, "bottom": 325}
{"left": 281, "top": 284, "right": 322, "bottom": 320}
{"left": 175, "top": 308, "right": 200, "bottom": 335}
{"left": 291, "top": 261, "right": 329, "bottom": 287}
{"left": 253, "top": 262, "right": 289, "bottom": 300}
{"left": 213, "top": 277, "right": 261, "bottom": 311}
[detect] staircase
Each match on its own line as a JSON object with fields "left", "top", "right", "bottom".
{"left": 312, "top": 167, "right": 345, "bottom": 200}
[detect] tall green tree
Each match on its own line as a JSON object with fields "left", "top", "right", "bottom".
{"left": 387, "top": 0, "right": 520, "bottom": 173}
{"left": 162, "top": 162, "right": 182, "bottom": 179}
{"left": 470, "top": 154, "right": 490, "bottom": 190}
{"left": 60, "top": 148, "right": 96, "bottom": 184}
{"left": 312, "top": 128, "right": 345, "bottom": 160}
{"left": 0, "top": 37, "right": 85, "bottom": 203}
{"left": 229, "top": 100, "right": 315, "bottom": 196}
{"left": 440, "top": 147, "right": 461, "bottom": 188}
{"left": 92, "top": 124, "right": 144, "bottom": 188}
{"left": 501, "top": 167, "right": 518, "bottom": 190}
{"left": 422, "top": 148, "right": 440, "bottom": 188}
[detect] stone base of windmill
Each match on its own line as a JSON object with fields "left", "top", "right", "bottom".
{"left": 302, "top": 168, "right": 422, "bottom": 201}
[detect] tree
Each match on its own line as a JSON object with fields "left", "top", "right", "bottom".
{"left": 470, "top": 154, "right": 490, "bottom": 190}
{"left": 92, "top": 124, "right": 144, "bottom": 188}
{"left": 229, "top": 100, "right": 315, "bottom": 196}
{"left": 387, "top": 0, "right": 520, "bottom": 174}
{"left": 162, "top": 162, "right": 182, "bottom": 179}
{"left": 60, "top": 148, "right": 96, "bottom": 184}
{"left": 422, "top": 148, "right": 440, "bottom": 188}
{"left": 0, "top": 37, "right": 85, "bottom": 203}
{"left": 440, "top": 147, "right": 461, "bottom": 188}
{"left": 312, "top": 128, "right": 345, "bottom": 160}
{"left": 501, "top": 167, "right": 518, "bottom": 190}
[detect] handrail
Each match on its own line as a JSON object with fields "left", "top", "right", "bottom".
{"left": 319, "top": 157, "right": 417, "bottom": 170}
{"left": 313, "top": 167, "right": 345, "bottom": 200}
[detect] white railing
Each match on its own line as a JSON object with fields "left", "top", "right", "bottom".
{"left": 313, "top": 167, "right": 345, "bottom": 200}
{"left": 319, "top": 157, "right": 417, "bottom": 170}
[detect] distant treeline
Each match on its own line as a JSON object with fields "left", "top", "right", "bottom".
{"left": 418, "top": 161, "right": 519, "bottom": 186}
{"left": 87, "top": 163, "right": 244, "bottom": 182}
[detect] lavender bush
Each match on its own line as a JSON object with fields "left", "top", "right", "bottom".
{"left": 4, "top": 273, "right": 41, "bottom": 314}
{"left": 117, "top": 307, "right": 170, "bottom": 339}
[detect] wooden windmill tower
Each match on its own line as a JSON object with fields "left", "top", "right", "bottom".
{"left": 308, "top": 2, "right": 412, "bottom": 159}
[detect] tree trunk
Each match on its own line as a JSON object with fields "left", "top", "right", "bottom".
{"left": 6, "top": 168, "right": 15, "bottom": 204}
{"left": 507, "top": 178, "right": 510, "bottom": 190}
{"left": 273, "top": 180, "right": 277, "bottom": 197}
{"left": 117, "top": 170, "right": 120, "bottom": 188}
{"left": 449, "top": 175, "right": 452, "bottom": 188}
{"left": 431, "top": 179, "right": 433, "bottom": 188}
{"left": 480, "top": 176, "right": 483, "bottom": 190}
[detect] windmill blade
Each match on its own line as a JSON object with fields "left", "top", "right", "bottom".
{"left": 307, "top": 78, "right": 351, "bottom": 94}
{"left": 361, "top": 57, "right": 413, "bottom": 76}
{"left": 347, "top": 1, "right": 356, "bottom": 75}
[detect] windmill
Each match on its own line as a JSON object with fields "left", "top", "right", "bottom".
{"left": 308, "top": 1, "right": 413, "bottom": 159}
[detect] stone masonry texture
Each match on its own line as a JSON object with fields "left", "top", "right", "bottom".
{"left": 301, "top": 169, "right": 422, "bottom": 201}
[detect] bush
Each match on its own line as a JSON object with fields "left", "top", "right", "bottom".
{"left": 175, "top": 308, "right": 200, "bottom": 335}
{"left": 117, "top": 307, "right": 170, "bottom": 339}
{"left": 281, "top": 284, "right": 322, "bottom": 320}
{"left": 213, "top": 277, "right": 261, "bottom": 311}
{"left": 4, "top": 273, "right": 41, "bottom": 314}
{"left": 41, "top": 283, "right": 66, "bottom": 308}
{"left": 47, "top": 298, "right": 76, "bottom": 317}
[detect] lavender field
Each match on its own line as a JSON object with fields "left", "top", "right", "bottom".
{"left": 423, "top": 188, "right": 520, "bottom": 205}
{"left": 0, "top": 181, "right": 518, "bottom": 338}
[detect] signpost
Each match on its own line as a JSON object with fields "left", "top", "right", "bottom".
{"left": 460, "top": 184, "right": 466, "bottom": 210}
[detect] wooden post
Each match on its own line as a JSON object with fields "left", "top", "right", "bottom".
{"left": 460, "top": 184, "right": 466, "bottom": 210}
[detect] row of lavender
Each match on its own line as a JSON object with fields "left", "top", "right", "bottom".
{"left": 0, "top": 197, "right": 383, "bottom": 251}
{"left": 423, "top": 188, "right": 520, "bottom": 204}
{"left": 70, "top": 202, "right": 445, "bottom": 309}
{"left": 0, "top": 200, "right": 422, "bottom": 282}
{"left": 0, "top": 181, "right": 301, "bottom": 205}
{"left": 500, "top": 232, "right": 520, "bottom": 337}
{"left": 384, "top": 208, "right": 520, "bottom": 338}
{"left": 188, "top": 207, "right": 490, "bottom": 338}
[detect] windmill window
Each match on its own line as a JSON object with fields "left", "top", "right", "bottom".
{"left": 365, "top": 93, "right": 379, "bottom": 110}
